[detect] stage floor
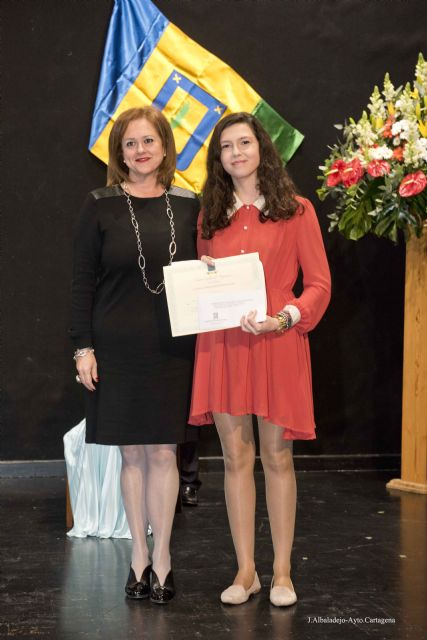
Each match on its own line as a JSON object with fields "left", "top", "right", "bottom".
{"left": 0, "top": 470, "right": 425, "bottom": 640}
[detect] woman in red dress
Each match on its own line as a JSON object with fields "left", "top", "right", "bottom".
{"left": 189, "top": 112, "right": 331, "bottom": 606}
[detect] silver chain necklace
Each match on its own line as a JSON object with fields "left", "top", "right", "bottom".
{"left": 122, "top": 183, "right": 176, "bottom": 294}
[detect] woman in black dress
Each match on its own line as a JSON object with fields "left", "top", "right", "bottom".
{"left": 70, "top": 107, "right": 199, "bottom": 603}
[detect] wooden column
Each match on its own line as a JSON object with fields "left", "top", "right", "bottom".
{"left": 387, "top": 228, "right": 427, "bottom": 494}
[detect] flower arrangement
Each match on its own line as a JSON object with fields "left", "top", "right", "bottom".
{"left": 317, "top": 54, "right": 427, "bottom": 242}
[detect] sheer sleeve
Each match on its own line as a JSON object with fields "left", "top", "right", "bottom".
{"left": 286, "top": 198, "right": 331, "bottom": 334}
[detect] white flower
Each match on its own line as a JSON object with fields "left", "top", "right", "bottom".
{"left": 415, "top": 53, "right": 427, "bottom": 91}
{"left": 368, "top": 145, "right": 394, "bottom": 160}
{"left": 414, "top": 138, "right": 427, "bottom": 162}
{"left": 403, "top": 137, "right": 427, "bottom": 166}
{"left": 344, "top": 122, "right": 357, "bottom": 143}
{"left": 392, "top": 117, "right": 419, "bottom": 142}
{"left": 347, "top": 149, "right": 366, "bottom": 164}
{"left": 354, "top": 119, "right": 378, "bottom": 147}
{"left": 368, "top": 86, "right": 387, "bottom": 120}
{"left": 395, "top": 85, "right": 417, "bottom": 119}
{"left": 382, "top": 73, "right": 398, "bottom": 102}
{"left": 391, "top": 119, "right": 410, "bottom": 136}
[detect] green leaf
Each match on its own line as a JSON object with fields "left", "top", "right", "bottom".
{"left": 337, "top": 201, "right": 373, "bottom": 240}
{"left": 374, "top": 216, "right": 395, "bottom": 236}
{"left": 349, "top": 226, "right": 367, "bottom": 241}
{"left": 317, "top": 188, "right": 328, "bottom": 201}
{"left": 390, "top": 223, "right": 398, "bottom": 243}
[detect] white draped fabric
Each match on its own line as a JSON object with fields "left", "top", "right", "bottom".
{"left": 63, "top": 420, "right": 131, "bottom": 539}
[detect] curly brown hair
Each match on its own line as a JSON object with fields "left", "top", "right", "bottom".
{"left": 107, "top": 107, "right": 176, "bottom": 189}
{"left": 201, "top": 112, "right": 300, "bottom": 239}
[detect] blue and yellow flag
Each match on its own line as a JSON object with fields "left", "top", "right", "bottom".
{"left": 90, "top": 0, "right": 304, "bottom": 192}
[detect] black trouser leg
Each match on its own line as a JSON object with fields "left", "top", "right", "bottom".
{"left": 179, "top": 440, "right": 201, "bottom": 489}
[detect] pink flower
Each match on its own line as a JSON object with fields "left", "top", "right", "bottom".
{"left": 367, "top": 160, "right": 391, "bottom": 177}
{"left": 399, "top": 171, "right": 427, "bottom": 197}
{"left": 326, "top": 159, "right": 346, "bottom": 186}
{"left": 341, "top": 159, "right": 364, "bottom": 187}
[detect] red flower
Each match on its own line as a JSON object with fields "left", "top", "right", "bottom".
{"left": 367, "top": 160, "right": 391, "bottom": 177}
{"left": 393, "top": 146, "right": 404, "bottom": 161}
{"left": 399, "top": 171, "right": 427, "bottom": 197}
{"left": 326, "top": 159, "right": 346, "bottom": 186}
{"left": 341, "top": 159, "right": 364, "bottom": 187}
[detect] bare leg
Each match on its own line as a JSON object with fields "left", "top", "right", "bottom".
{"left": 258, "top": 417, "right": 296, "bottom": 590}
{"left": 120, "top": 445, "right": 150, "bottom": 579}
{"left": 145, "top": 444, "right": 179, "bottom": 585}
{"left": 214, "top": 413, "right": 256, "bottom": 590}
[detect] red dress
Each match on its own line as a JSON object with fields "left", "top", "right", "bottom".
{"left": 189, "top": 197, "right": 331, "bottom": 440}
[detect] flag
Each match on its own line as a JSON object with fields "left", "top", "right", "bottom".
{"left": 89, "top": 0, "right": 304, "bottom": 192}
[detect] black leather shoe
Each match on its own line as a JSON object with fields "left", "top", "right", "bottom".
{"left": 150, "top": 569, "right": 175, "bottom": 604}
{"left": 181, "top": 485, "right": 198, "bottom": 506}
{"left": 125, "top": 564, "right": 151, "bottom": 599}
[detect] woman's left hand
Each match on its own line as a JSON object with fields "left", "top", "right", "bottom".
{"left": 240, "top": 310, "right": 279, "bottom": 335}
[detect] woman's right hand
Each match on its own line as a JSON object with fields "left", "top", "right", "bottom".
{"left": 76, "top": 352, "right": 98, "bottom": 391}
{"left": 200, "top": 255, "right": 215, "bottom": 267}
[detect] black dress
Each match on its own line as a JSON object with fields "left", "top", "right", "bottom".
{"left": 70, "top": 184, "right": 199, "bottom": 445}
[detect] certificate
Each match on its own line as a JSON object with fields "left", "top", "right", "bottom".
{"left": 164, "top": 252, "right": 267, "bottom": 336}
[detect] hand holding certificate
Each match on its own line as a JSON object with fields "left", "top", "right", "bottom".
{"left": 164, "top": 252, "right": 267, "bottom": 336}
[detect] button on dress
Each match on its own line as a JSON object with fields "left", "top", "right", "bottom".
{"left": 189, "top": 197, "right": 331, "bottom": 440}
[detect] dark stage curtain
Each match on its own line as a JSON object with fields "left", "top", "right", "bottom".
{"left": 1, "top": 0, "right": 426, "bottom": 459}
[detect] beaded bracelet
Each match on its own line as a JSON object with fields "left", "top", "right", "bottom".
{"left": 273, "top": 310, "right": 292, "bottom": 334}
{"left": 73, "top": 347, "right": 94, "bottom": 361}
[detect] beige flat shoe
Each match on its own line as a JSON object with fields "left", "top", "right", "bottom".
{"left": 269, "top": 578, "right": 297, "bottom": 607}
{"left": 220, "top": 572, "right": 261, "bottom": 605}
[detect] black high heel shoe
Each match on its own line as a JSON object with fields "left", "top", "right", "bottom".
{"left": 125, "top": 564, "right": 152, "bottom": 599}
{"left": 150, "top": 569, "right": 175, "bottom": 604}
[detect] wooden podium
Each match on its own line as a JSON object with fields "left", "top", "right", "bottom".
{"left": 387, "top": 228, "right": 427, "bottom": 494}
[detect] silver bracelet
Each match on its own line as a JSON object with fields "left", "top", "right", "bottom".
{"left": 73, "top": 347, "right": 94, "bottom": 361}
